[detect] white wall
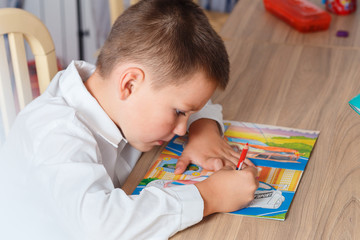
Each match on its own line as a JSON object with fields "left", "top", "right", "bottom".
{"left": 79, "top": 0, "right": 111, "bottom": 65}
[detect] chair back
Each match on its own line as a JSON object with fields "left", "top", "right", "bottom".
{"left": 0, "top": 8, "right": 58, "bottom": 137}
{"left": 109, "top": 0, "right": 139, "bottom": 25}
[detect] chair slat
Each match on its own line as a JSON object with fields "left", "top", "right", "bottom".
{"left": 109, "top": 0, "right": 125, "bottom": 24}
{"left": 0, "top": 35, "right": 17, "bottom": 136}
{"left": 35, "top": 50, "right": 57, "bottom": 94}
{"left": 8, "top": 32, "right": 32, "bottom": 110}
{"left": 0, "top": 8, "right": 58, "bottom": 142}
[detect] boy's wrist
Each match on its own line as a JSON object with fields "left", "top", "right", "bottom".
{"left": 188, "top": 118, "right": 221, "bottom": 138}
{"left": 194, "top": 181, "right": 217, "bottom": 216}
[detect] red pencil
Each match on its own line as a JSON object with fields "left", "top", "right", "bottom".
{"left": 236, "top": 143, "right": 249, "bottom": 170}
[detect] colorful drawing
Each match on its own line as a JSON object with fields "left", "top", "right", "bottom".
{"left": 133, "top": 121, "right": 319, "bottom": 221}
{"left": 228, "top": 142, "right": 301, "bottom": 163}
{"left": 249, "top": 182, "right": 285, "bottom": 209}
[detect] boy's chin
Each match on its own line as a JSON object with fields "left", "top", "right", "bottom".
{"left": 129, "top": 139, "right": 166, "bottom": 152}
{"left": 131, "top": 143, "right": 156, "bottom": 152}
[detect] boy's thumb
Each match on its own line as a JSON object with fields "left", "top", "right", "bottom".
{"left": 222, "top": 165, "right": 234, "bottom": 171}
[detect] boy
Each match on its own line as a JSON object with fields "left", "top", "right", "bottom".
{"left": 0, "top": 0, "right": 258, "bottom": 239}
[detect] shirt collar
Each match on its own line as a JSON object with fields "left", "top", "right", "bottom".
{"left": 59, "top": 60, "right": 127, "bottom": 147}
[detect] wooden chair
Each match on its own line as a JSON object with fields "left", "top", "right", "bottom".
{"left": 0, "top": 8, "right": 58, "bottom": 137}
{"left": 109, "top": 0, "right": 139, "bottom": 25}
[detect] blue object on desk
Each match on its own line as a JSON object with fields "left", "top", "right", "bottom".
{"left": 349, "top": 94, "right": 360, "bottom": 115}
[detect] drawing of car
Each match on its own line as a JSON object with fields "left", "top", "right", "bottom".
{"left": 248, "top": 182, "right": 285, "bottom": 209}
{"left": 229, "top": 142, "right": 301, "bottom": 163}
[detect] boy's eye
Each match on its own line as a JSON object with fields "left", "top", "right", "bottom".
{"left": 175, "top": 109, "right": 186, "bottom": 116}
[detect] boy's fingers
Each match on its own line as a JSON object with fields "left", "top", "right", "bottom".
{"left": 242, "top": 164, "right": 258, "bottom": 176}
{"left": 229, "top": 149, "right": 241, "bottom": 160}
{"left": 202, "top": 157, "right": 224, "bottom": 171}
{"left": 241, "top": 166, "right": 259, "bottom": 187}
{"left": 244, "top": 158, "right": 255, "bottom": 167}
{"left": 222, "top": 165, "right": 234, "bottom": 171}
{"left": 223, "top": 159, "right": 236, "bottom": 169}
{"left": 225, "top": 153, "right": 240, "bottom": 166}
{"left": 175, "top": 157, "right": 191, "bottom": 174}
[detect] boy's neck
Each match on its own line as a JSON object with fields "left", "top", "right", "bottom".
{"left": 85, "top": 71, "right": 121, "bottom": 128}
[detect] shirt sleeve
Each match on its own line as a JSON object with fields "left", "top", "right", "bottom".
{"left": 34, "top": 123, "right": 203, "bottom": 240}
{"left": 187, "top": 99, "right": 225, "bottom": 135}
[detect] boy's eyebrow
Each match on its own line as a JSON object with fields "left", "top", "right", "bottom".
{"left": 183, "top": 103, "right": 200, "bottom": 112}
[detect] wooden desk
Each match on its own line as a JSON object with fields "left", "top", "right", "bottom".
{"left": 123, "top": 1, "right": 360, "bottom": 239}
{"left": 221, "top": 0, "right": 360, "bottom": 49}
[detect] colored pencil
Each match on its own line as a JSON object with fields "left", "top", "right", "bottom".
{"left": 236, "top": 143, "right": 249, "bottom": 170}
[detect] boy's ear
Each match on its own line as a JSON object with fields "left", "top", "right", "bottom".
{"left": 118, "top": 67, "right": 145, "bottom": 100}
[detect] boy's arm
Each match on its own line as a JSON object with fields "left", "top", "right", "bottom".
{"left": 186, "top": 99, "right": 225, "bottom": 134}
{"left": 175, "top": 100, "right": 239, "bottom": 174}
{"left": 34, "top": 126, "right": 204, "bottom": 239}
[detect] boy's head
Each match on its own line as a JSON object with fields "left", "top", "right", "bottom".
{"left": 89, "top": 0, "right": 230, "bottom": 152}
{"left": 97, "top": 0, "right": 229, "bottom": 90}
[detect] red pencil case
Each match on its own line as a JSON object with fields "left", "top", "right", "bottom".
{"left": 263, "top": 0, "right": 332, "bottom": 33}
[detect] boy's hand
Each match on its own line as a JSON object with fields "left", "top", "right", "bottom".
{"left": 175, "top": 119, "right": 245, "bottom": 174}
{"left": 195, "top": 165, "right": 259, "bottom": 216}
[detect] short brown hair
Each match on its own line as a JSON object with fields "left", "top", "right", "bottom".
{"left": 97, "top": 0, "right": 229, "bottom": 89}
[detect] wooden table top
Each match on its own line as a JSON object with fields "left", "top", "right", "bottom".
{"left": 221, "top": 0, "right": 360, "bottom": 49}
{"left": 123, "top": 1, "right": 360, "bottom": 239}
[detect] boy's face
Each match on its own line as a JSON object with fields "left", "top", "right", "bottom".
{"left": 120, "top": 71, "right": 217, "bottom": 152}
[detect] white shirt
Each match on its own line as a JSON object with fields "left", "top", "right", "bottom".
{"left": 0, "top": 61, "right": 224, "bottom": 240}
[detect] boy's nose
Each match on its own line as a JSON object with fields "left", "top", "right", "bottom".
{"left": 173, "top": 118, "right": 187, "bottom": 136}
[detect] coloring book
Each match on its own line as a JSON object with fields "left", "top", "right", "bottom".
{"left": 132, "top": 121, "right": 320, "bottom": 220}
